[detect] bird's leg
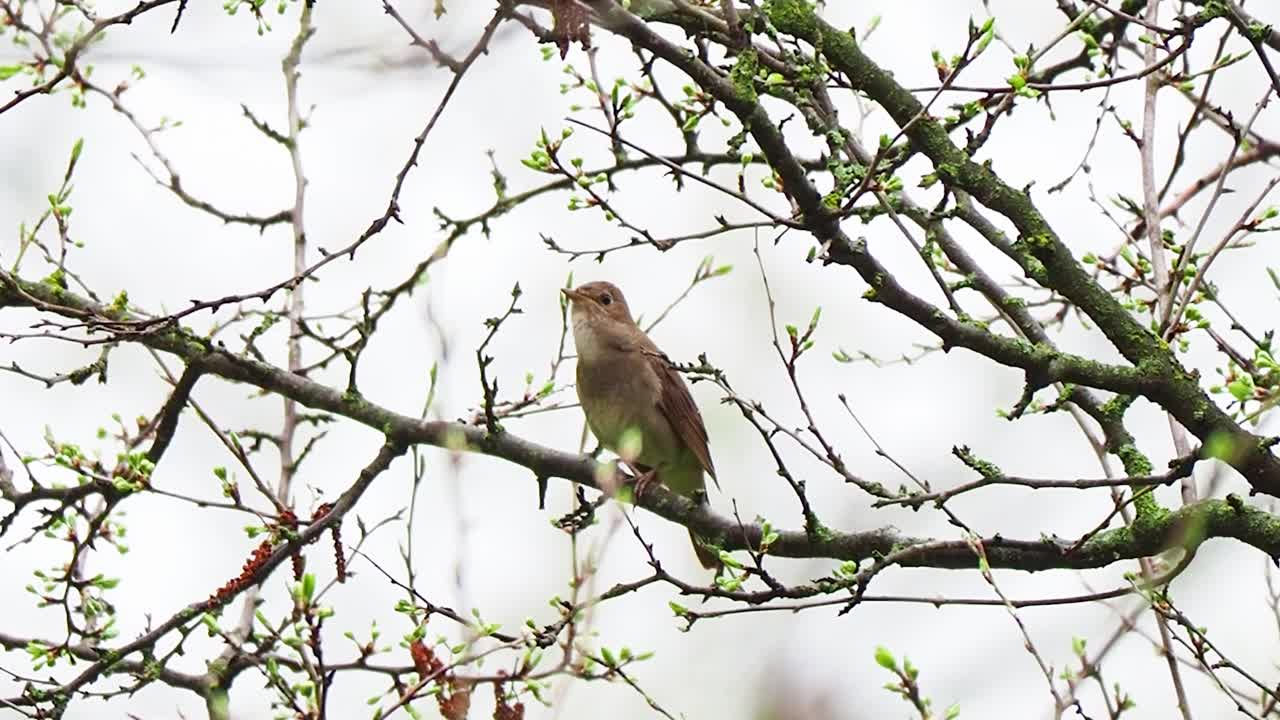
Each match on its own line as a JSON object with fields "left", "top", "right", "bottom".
{"left": 625, "top": 463, "right": 659, "bottom": 498}
{"left": 635, "top": 469, "right": 659, "bottom": 498}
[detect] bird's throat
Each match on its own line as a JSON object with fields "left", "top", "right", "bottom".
{"left": 571, "top": 311, "right": 615, "bottom": 366}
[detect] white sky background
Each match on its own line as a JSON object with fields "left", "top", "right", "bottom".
{"left": 2, "top": 0, "right": 1279, "bottom": 718}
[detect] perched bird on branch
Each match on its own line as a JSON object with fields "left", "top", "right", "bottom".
{"left": 562, "top": 281, "right": 720, "bottom": 568}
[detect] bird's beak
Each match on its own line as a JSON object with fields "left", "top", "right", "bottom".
{"left": 561, "top": 287, "right": 587, "bottom": 303}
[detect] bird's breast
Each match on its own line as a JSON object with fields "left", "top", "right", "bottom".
{"left": 575, "top": 343, "right": 676, "bottom": 465}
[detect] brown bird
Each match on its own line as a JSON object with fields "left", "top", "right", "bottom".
{"left": 561, "top": 281, "right": 720, "bottom": 569}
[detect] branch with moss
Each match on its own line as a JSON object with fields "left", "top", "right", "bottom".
{"left": 5, "top": 271, "right": 1280, "bottom": 576}
{"left": 569, "top": 0, "right": 1280, "bottom": 498}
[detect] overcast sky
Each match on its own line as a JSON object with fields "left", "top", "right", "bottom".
{"left": 3, "top": 1, "right": 1279, "bottom": 718}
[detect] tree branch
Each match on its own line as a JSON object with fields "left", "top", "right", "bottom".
{"left": 4, "top": 271, "right": 1279, "bottom": 574}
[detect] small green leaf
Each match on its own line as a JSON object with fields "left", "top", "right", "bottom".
{"left": 68, "top": 137, "right": 84, "bottom": 172}
{"left": 297, "top": 573, "right": 316, "bottom": 604}
{"left": 807, "top": 306, "right": 822, "bottom": 334}
{"left": 1227, "top": 378, "right": 1253, "bottom": 402}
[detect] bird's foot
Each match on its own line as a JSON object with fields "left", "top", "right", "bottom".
{"left": 630, "top": 467, "right": 659, "bottom": 498}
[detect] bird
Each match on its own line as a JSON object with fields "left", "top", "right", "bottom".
{"left": 561, "top": 280, "right": 720, "bottom": 569}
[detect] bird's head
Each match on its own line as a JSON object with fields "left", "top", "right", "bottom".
{"left": 562, "top": 281, "right": 638, "bottom": 362}
{"left": 561, "top": 281, "right": 636, "bottom": 326}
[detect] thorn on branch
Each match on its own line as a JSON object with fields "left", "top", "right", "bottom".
{"left": 169, "top": 0, "right": 187, "bottom": 33}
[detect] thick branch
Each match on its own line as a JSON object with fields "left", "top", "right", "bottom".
{"left": 3, "top": 272, "right": 1279, "bottom": 573}
{"left": 593, "top": 0, "right": 1280, "bottom": 497}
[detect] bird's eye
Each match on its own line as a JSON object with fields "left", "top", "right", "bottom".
{"left": 600, "top": 294, "right": 612, "bottom": 306}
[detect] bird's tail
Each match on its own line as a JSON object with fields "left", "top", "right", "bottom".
{"left": 689, "top": 529, "right": 720, "bottom": 570}
{"left": 688, "top": 493, "right": 720, "bottom": 570}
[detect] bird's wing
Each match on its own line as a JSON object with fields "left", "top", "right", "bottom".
{"left": 646, "top": 350, "right": 718, "bottom": 485}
